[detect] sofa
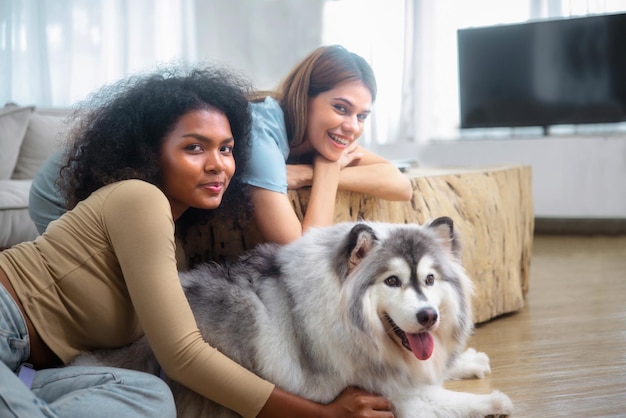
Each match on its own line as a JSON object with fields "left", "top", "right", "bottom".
{"left": 0, "top": 103, "right": 71, "bottom": 248}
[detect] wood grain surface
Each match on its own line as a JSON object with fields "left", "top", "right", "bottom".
{"left": 445, "top": 234, "right": 626, "bottom": 417}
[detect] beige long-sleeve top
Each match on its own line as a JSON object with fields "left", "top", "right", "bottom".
{"left": 0, "top": 179, "right": 274, "bottom": 417}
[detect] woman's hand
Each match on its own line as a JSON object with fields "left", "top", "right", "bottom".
{"left": 286, "top": 142, "right": 364, "bottom": 189}
{"left": 286, "top": 164, "right": 313, "bottom": 189}
{"left": 325, "top": 387, "right": 394, "bottom": 418}
{"left": 257, "top": 386, "right": 394, "bottom": 418}
{"left": 338, "top": 141, "right": 364, "bottom": 169}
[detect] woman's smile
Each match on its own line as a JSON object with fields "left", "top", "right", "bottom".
{"left": 327, "top": 131, "right": 352, "bottom": 148}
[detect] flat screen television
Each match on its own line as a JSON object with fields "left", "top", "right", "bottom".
{"left": 457, "top": 12, "right": 626, "bottom": 131}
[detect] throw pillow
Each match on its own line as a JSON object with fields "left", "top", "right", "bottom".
{"left": 11, "top": 108, "right": 70, "bottom": 180}
{"left": 0, "top": 179, "right": 38, "bottom": 248}
{"left": 0, "top": 104, "right": 33, "bottom": 180}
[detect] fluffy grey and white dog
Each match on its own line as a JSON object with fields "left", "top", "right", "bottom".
{"left": 73, "top": 217, "right": 513, "bottom": 418}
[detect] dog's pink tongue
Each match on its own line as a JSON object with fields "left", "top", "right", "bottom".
{"left": 407, "top": 332, "right": 434, "bottom": 360}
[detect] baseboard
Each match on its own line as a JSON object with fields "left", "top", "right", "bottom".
{"left": 534, "top": 218, "right": 626, "bottom": 235}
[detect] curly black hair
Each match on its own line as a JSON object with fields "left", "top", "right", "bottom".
{"left": 59, "top": 62, "right": 254, "bottom": 237}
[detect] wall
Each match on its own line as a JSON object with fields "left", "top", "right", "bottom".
{"left": 414, "top": 135, "right": 626, "bottom": 220}
{"left": 194, "top": 0, "right": 324, "bottom": 90}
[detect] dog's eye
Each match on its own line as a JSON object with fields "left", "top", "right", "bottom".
{"left": 425, "top": 274, "right": 435, "bottom": 286}
{"left": 384, "top": 276, "right": 401, "bottom": 287}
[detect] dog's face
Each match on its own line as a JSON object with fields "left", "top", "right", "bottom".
{"left": 375, "top": 251, "right": 444, "bottom": 361}
{"left": 340, "top": 217, "right": 469, "bottom": 363}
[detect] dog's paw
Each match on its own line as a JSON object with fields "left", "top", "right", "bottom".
{"left": 446, "top": 347, "right": 491, "bottom": 380}
{"left": 482, "top": 390, "right": 514, "bottom": 417}
{"left": 463, "top": 390, "right": 514, "bottom": 418}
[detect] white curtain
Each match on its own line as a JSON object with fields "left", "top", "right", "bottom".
{"left": 322, "top": 0, "right": 406, "bottom": 147}
{"left": 0, "top": 0, "right": 196, "bottom": 107}
{"left": 2, "top": 0, "right": 625, "bottom": 143}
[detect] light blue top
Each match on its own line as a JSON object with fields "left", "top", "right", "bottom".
{"left": 242, "top": 97, "right": 290, "bottom": 194}
{"left": 29, "top": 97, "right": 291, "bottom": 233}
{"left": 29, "top": 148, "right": 67, "bottom": 234}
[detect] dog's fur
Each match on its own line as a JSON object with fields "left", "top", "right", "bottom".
{"left": 73, "top": 217, "right": 513, "bottom": 417}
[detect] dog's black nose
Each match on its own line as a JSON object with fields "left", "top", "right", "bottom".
{"left": 417, "top": 307, "right": 438, "bottom": 328}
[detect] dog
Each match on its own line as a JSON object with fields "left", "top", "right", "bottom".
{"left": 73, "top": 217, "right": 513, "bottom": 417}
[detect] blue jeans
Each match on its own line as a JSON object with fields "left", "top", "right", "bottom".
{"left": 0, "top": 283, "right": 176, "bottom": 418}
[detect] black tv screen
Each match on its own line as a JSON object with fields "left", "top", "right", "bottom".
{"left": 457, "top": 13, "right": 626, "bottom": 130}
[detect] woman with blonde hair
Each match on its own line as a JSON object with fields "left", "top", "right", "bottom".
{"left": 245, "top": 44, "right": 412, "bottom": 244}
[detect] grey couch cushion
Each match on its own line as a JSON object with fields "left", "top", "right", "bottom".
{"left": 0, "top": 179, "right": 38, "bottom": 248}
{"left": 0, "top": 105, "right": 33, "bottom": 179}
{"left": 12, "top": 108, "right": 70, "bottom": 180}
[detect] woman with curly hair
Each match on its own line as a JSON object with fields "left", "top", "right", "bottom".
{"left": 1, "top": 64, "right": 392, "bottom": 417}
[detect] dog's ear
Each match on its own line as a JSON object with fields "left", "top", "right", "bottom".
{"left": 427, "top": 216, "right": 461, "bottom": 259}
{"left": 347, "top": 223, "right": 378, "bottom": 272}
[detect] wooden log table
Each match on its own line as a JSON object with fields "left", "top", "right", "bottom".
{"left": 181, "top": 164, "right": 534, "bottom": 324}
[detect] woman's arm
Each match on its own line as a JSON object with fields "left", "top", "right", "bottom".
{"left": 258, "top": 387, "right": 393, "bottom": 418}
{"left": 286, "top": 145, "right": 413, "bottom": 201}
{"left": 261, "top": 145, "right": 412, "bottom": 244}
{"left": 338, "top": 164, "right": 413, "bottom": 201}
{"left": 251, "top": 154, "right": 341, "bottom": 244}
{"left": 251, "top": 188, "right": 303, "bottom": 244}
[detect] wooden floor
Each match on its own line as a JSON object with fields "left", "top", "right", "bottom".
{"left": 445, "top": 234, "right": 626, "bottom": 418}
